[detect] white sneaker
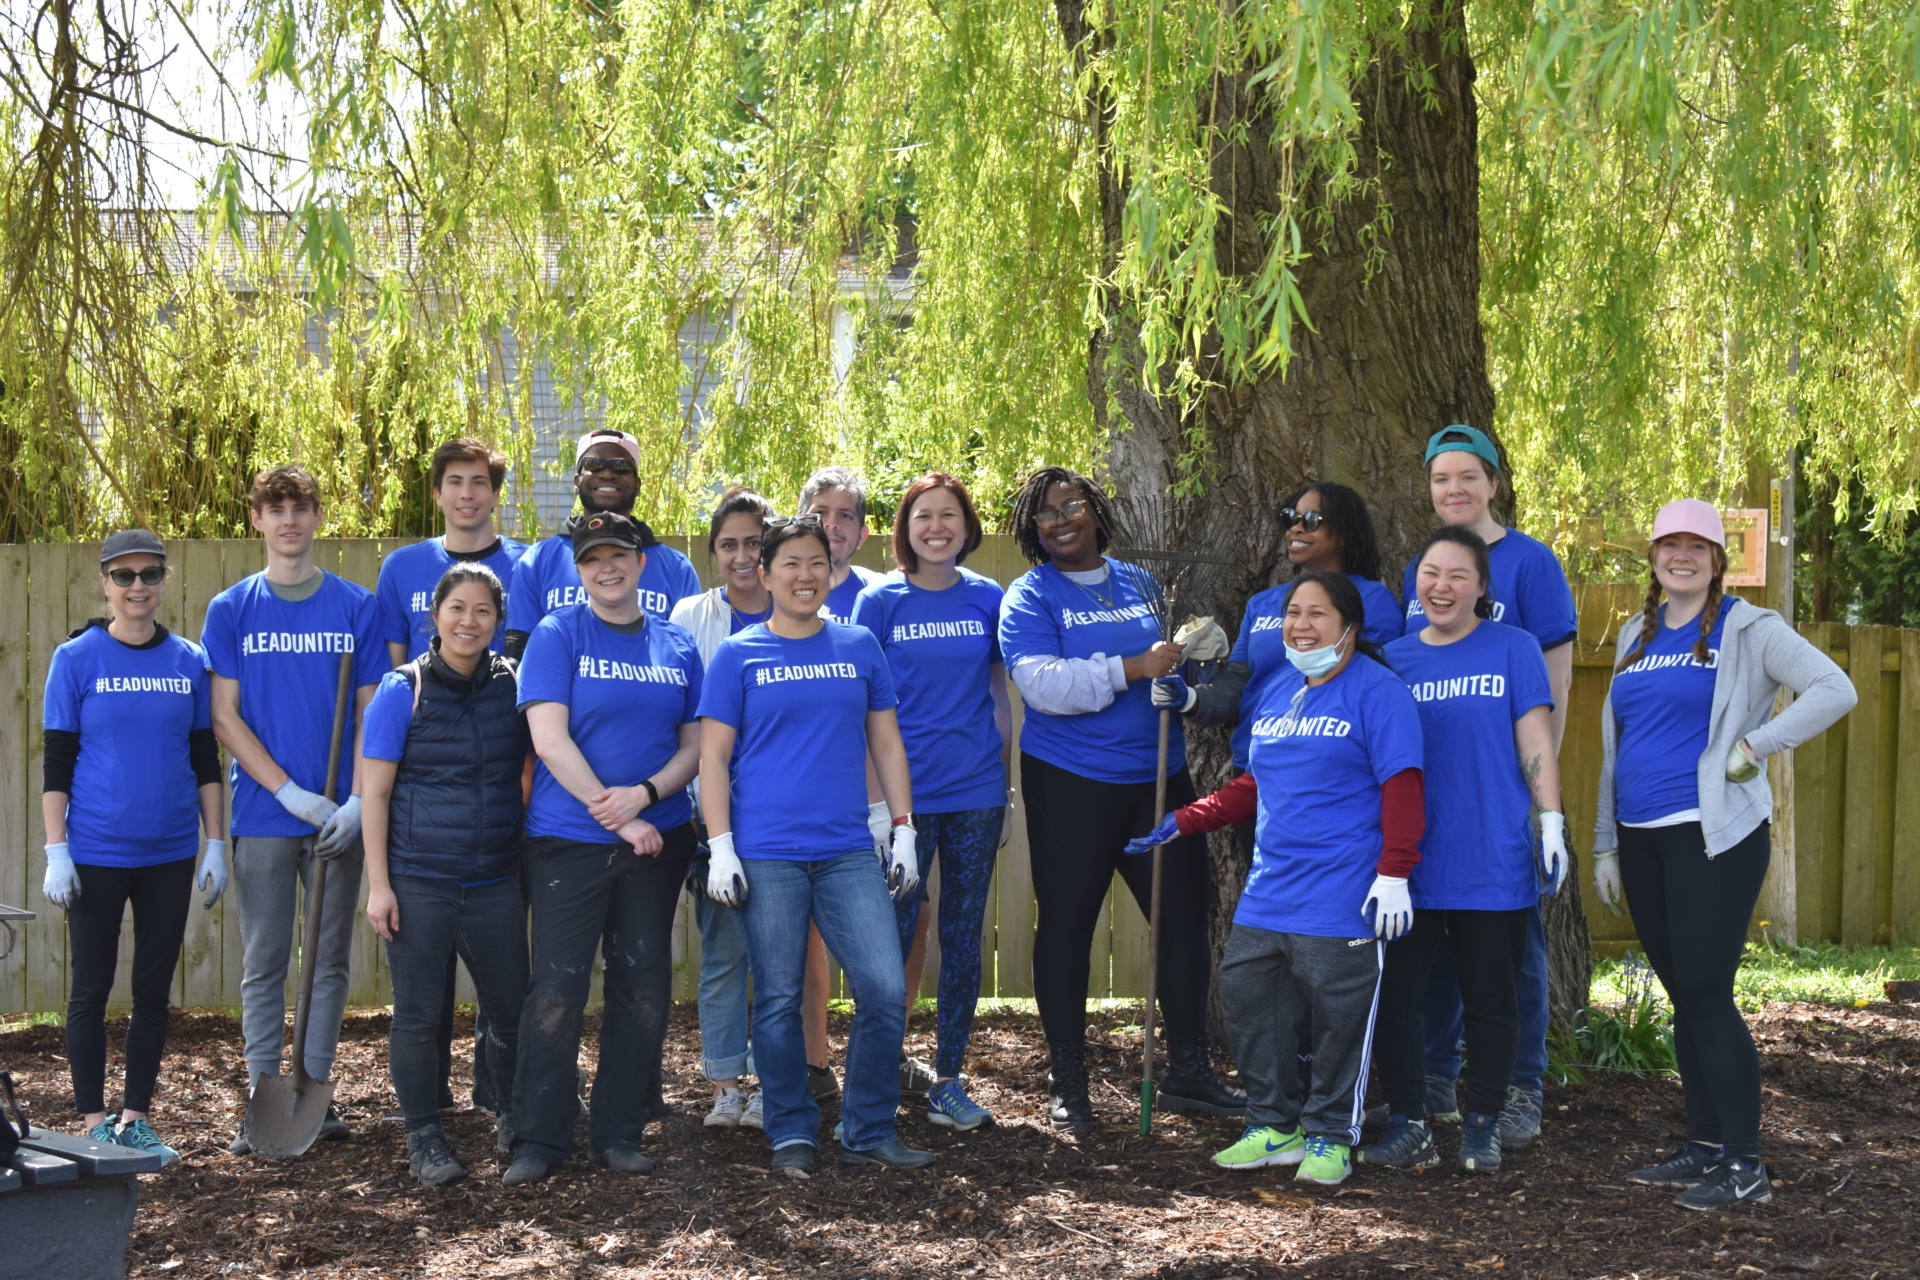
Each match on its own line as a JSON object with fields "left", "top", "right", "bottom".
{"left": 740, "top": 1090, "right": 765, "bottom": 1131}
{"left": 704, "top": 1088, "right": 749, "bottom": 1128}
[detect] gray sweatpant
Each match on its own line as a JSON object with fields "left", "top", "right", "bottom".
{"left": 1218, "top": 923, "right": 1383, "bottom": 1146}
{"left": 233, "top": 835, "right": 363, "bottom": 1086}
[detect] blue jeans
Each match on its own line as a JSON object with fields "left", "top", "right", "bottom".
{"left": 737, "top": 850, "right": 907, "bottom": 1151}
{"left": 1423, "top": 899, "right": 1548, "bottom": 1092}
{"left": 691, "top": 888, "right": 755, "bottom": 1080}
{"left": 384, "top": 874, "right": 528, "bottom": 1131}
{"left": 893, "top": 806, "right": 1003, "bottom": 1079}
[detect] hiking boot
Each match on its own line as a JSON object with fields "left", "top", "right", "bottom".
{"left": 86, "top": 1117, "right": 119, "bottom": 1145}
{"left": 1673, "top": 1157, "right": 1772, "bottom": 1210}
{"left": 807, "top": 1064, "right": 841, "bottom": 1100}
{"left": 771, "top": 1142, "right": 817, "bottom": 1180}
{"left": 318, "top": 1105, "right": 351, "bottom": 1143}
{"left": 839, "top": 1138, "right": 938, "bottom": 1170}
{"left": 740, "top": 1090, "right": 765, "bottom": 1131}
{"left": 1295, "top": 1136, "right": 1352, "bottom": 1186}
{"left": 927, "top": 1078, "right": 992, "bottom": 1132}
{"left": 705, "top": 1088, "right": 751, "bottom": 1128}
{"left": 1459, "top": 1111, "right": 1502, "bottom": 1174}
{"left": 1627, "top": 1142, "right": 1723, "bottom": 1189}
{"left": 1495, "top": 1084, "right": 1541, "bottom": 1148}
{"left": 1212, "top": 1124, "right": 1307, "bottom": 1170}
{"left": 591, "top": 1145, "right": 655, "bottom": 1175}
{"left": 899, "top": 1054, "right": 938, "bottom": 1097}
{"left": 406, "top": 1125, "right": 467, "bottom": 1187}
{"left": 1359, "top": 1117, "right": 1438, "bottom": 1170}
{"left": 114, "top": 1117, "right": 181, "bottom": 1168}
{"left": 1424, "top": 1073, "right": 1461, "bottom": 1123}
{"left": 1157, "top": 1040, "right": 1248, "bottom": 1118}
{"left": 1046, "top": 1049, "right": 1095, "bottom": 1134}
{"left": 502, "top": 1152, "right": 554, "bottom": 1186}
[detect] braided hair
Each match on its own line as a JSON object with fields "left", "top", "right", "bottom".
{"left": 1281, "top": 481, "right": 1384, "bottom": 583}
{"left": 1614, "top": 542, "right": 1728, "bottom": 673}
{"left": 1005, "top": 466, "right": 1119, "bottom": 565}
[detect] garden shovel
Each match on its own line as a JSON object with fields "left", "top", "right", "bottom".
{"left": 245, "top": 651, "right": 353, "bottom": 1158}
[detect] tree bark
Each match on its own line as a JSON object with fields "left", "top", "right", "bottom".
{"left": 1056, "top": 0, "right": 1594, "bottom": 1036}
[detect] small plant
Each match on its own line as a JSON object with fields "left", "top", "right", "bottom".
{"left": 1548, "top": 953, "right": 1677, "bottom": 1085}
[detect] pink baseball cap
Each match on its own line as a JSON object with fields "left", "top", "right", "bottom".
{"left": 1650, "top": 498, "right": 1725, "bottom": 548}
{"left": 574, "top": 428, "right": 641, "bottom": 469}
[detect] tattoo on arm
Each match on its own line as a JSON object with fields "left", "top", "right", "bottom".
{"left": 1523, "top": 753, "right": 1545, "bottom": 814}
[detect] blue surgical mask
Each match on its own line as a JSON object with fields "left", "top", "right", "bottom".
{"left": 1285, "top": 625, "right": 1352, "bottom": 679}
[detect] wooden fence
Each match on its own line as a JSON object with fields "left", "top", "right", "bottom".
{"left": 2, "top": 542, "right": 1914, "bottom": 1016}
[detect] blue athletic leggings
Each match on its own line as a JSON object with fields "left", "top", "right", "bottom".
{"left": 894, "top": 806, "right": 1004, "bottom": 1080}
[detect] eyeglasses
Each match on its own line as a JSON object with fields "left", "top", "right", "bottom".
{"left": 107, "top": 566, "right": 166, "bottom": 587}
{"left": 1280, "top": 507, "right": 1325, "bottom": 533}
{"left": 578, "top": 457, "right": 637, "bottom": 476}
{"left": 1033, "top": 498, "right": 1091, "bottom": 530}
{"left": 765, "top": 513, "right": 824, "bottom": 531}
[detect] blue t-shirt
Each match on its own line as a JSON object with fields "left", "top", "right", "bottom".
{"left": 1241, "top": 658, "right": 1424, "bottom": 938}
{"left": 1610, "top": 596, "right": 1734, "bottom": 823}
{"left": 1400, "top": 528, "right": 1577, "bottom": 650}
{"left": 822, "top": 565, "right": 884, "bottom": 623}
{"left": 44, "top": 625, "right": 212, "bottom": 867}
{"left": 696, "top": 622, "right": 898, "bottom": 860}
{"left": 724, "top": 588, "right": 772, "bottom": 635}
{"left": 506, "top": 533, "right": 700, "bottom": 634}
{"left": 201, "top": 572, "right": 387, "bottom": 837}
{"left": 1384, "top": 621, "right": 1553, "bottom": 910}
{"left": 516, "top": 607, "right": 703, "bottom": 843}
{"left": 375, "top": 536, "right": 526, "bottom": 659}
{"left": 849, "top": 569, "right": 1007, "bottom": 813}
{"left": 999, "top": 558, "right": 1184, "bottom": 785}
{"left": 1226, "top": 574, "right": 1402, "bottom": 768}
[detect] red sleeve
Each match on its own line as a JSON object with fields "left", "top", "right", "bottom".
{"left": 1376, "top": 767, "right": 1425, "bottom": 878}
{"left": 1174, "top": 771, "right": 1259, "bottom": 835}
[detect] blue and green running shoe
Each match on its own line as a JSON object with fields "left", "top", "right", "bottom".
{"left": 926, "top": 1078, "right": 992, "bottom": 1132}
{"left": 1212, "top": 1124, "right": 1306, "bottom": 1169}
{"left": 115, "top": 1117, "right": 180, "bottom": 1167}
{"left": 1294, "top": 1136, "right": 1352, "bottom": 1186}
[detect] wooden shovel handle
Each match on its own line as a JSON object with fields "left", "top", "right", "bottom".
{"left": 289, "top": 652, "right": 354, "bottom": 1084}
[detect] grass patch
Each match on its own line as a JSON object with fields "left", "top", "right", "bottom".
{"left": 1590, "top": 941, "right": 1920, "bottom": 1012}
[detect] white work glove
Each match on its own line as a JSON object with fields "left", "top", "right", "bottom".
{"left": 867, "top": 800, "right": 891, "bottom": 859}
{"left": 314, "top": 794, "right": 363, "bottom": 860}
{"left": 886, "top": 823, "right": 920, "bottom": 903}
{"left": 43, "top": 842, "right": 80, "bottom": 908}
{"left": 197, "top": 838, "right": 229, "bottom": 909}
{"left": 1172, "top": 615, "right": 1231, "bottom": 663}
{"left": 1364, "top": 874, "right": 1413, "bottom": 941}
{"left": 1726, "top": 739, "right": 1762, "bottom": 783}
{"left": 706, "top": 832, "right": 748, "bottom": 908}
{"left": 1593, "top": 849, "right": 1626, "bottom": 917}
{"left": 999, "top": 790, "right": 1016, "bottom": 850}
{"left": 274, "top": 779, "right": 339, "bottom": 830}
{"left": 1537, "top": 811, "right": 1569, "bottom": 896}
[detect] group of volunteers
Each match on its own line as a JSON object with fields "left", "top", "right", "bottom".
{"left": 40, "top": 421, "right": 1854, "bottom": 1212}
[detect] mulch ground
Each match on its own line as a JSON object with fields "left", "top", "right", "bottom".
{"left": 3, "top": 1001, "right": 1916, "bottom": 1278}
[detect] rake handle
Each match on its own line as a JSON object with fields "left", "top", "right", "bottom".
{"left": 1140, "top": 706, "right": 1171, "bottom": 1135}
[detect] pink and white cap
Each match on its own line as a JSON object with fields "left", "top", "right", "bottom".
{"left": 1650, "top": 498, "right": 1725, "bottom": 548}
{"left": 574, "top": 428, "right": 641, "bottom": 469}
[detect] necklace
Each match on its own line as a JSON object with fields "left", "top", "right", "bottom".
{"left": 1057, "top": 562, "right": 1119, "bottom": 611}
{"left": 723, "top": 587, "right": 771, "bottom": 626}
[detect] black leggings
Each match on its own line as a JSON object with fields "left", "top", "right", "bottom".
{"left": 1021, "top": 752, "right": 1210, "bottom": 1052}
{"left": 1617, "top": 820, "right": 1770, "bottom": 1160}
{"left": 1375, "top": 907, "right": 1528, "bottom": 1118}
{"left": 65, "top": 857, "right": 194, "bottom": 1116}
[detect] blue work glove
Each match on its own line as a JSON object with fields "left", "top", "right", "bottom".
{"left": 197, "top": 838, "right": 229, "bottom": 909}
{"left": 43, "top": 842, "right": 80, "bottom": 908}
{"left": 1364, "top": 875, "right": 1413, "bottom": 940}
{"left": 1150, "top": 675, "right": 1196, "bottom": 713}
{"left": 314, "top": 794, "right": 362, "bottom": 860}
{"left": 1122, "top": 812, "right": 1182, "bottom": 857}
{"left": 274, "top": 778, "right": 338, "bottom": 829}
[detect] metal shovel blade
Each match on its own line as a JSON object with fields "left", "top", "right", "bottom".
{"left": 243, "top": 1071, "right": 336, "bottom": 1159}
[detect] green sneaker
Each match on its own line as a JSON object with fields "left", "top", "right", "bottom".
{"left": 1294, "top": 1136, "right": 1352, "bottom": 1186}
{"left": 1212, "top": 1124, "right": 1307, "bottom": 1169}
{"left": 115, "top": 1117, "right": 181, "bottom": 1167}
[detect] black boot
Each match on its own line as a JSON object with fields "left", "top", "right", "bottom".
{"left": 1157, "top": 1039, "right": 1247, "bottom": 1118}
{"left": 1046, "top": 1043, "right": 1095, "bottom": 1134}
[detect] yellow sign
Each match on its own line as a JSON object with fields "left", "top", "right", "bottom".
{"left": 1722, "top": 508, "right": 1768, "bottom": 587}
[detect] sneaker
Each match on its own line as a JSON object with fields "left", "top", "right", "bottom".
{"left": 1212, "top": 1124, "right": 1307, "bottom": 1170}
{"left": 839, "top": 1138, "right": 938, "bottom": 1170}
{"left": 1627, "top": 1142, "right": 1723, "bottom": 1189}
{"left": 772, "top": 1142, "right": 817, "bottom": 1180}
{"left": 318, "top": 1105, "right": 351, "bottom": 1143}
{"left": 1459, "top": 1111, "right": 1501, "bottom": 1174}
{"left": 899, "top": 1054, "right": 938, "bottom": 1098}
{"left": 1673, "top": 1157, "right": 1772, "bottom": 1210}
{"left": 86, "top": 1117, "right": 120, "bottom": 1145}
{"left": 740, "top": 1090, "right": 765, "bottom": 1131}
{"left": 1294, "top": 1136, "right": 1352, "bottom": 1186}
{"left": 705, "top": 1088, "right": 750, "bottom": 1128}
{"left": 832, "top": 1120, "right": 844, "bottom": 1143}
{"left": 591, "top": 1145, "right": 655, "bottom": 1175}
{"left": 1424, "top": 1074, "right": 1461, "bottom": 1123}
{"left": 926, "top": 1079, "right": 992, "bottom": 1132}
{"left": 1495, "top": 1084, "right": 1541, "bottom": 1148}
{"left": 807, "top": 1064, "right": 841, "bottom": 1100}
{"left": 502, "top": 1152, "right": 554, "bottom": 1186}
{"left": 406, "top": 1125, "right": 467, "bottom": 1187}
{"left": 114, "top": 1117, "right": 181, "bottom": 1167}
{"left": 1359, "top": 1117, "right": 1438, "bottom": 1170}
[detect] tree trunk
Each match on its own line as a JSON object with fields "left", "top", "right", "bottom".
{"left": 1056, "top": 0, "right": 1594, "bottom": 1036}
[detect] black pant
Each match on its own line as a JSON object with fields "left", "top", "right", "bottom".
{"left": 65, "top": 857, "right": 194, "bottom": 1115}
{"left": 1618, "top": 820, "right": 1770, "bottom": 1160}
{"left": 1375, "top": 907, "right": 1528, "bottom": 1118}
{"left": 1021, "top": 752, "right": 1209, "bottom": 1052}
{"left": 431, "top": 954, "right": 498, "bottom": 1111}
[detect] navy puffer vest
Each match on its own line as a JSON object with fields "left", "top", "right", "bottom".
{"left": 387, "top": 646, "right": 530, "bottom": 883}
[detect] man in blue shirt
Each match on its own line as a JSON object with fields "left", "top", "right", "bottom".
{"left": 203, "top": 465, "right": 386, "bottom": 1153}
{"left": 799, "top": 465, "right": 887, "bottom": 622}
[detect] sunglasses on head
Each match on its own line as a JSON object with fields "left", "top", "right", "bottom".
{"left": 578, "top": 456, "right": 637, "bottom": 476}
{"left": 107, "top": 566, "right": 166, "bottom": 587}
{"left": 1281, "top": 508, "right": 1324, "bottom": 532}
{"left": 765, "top": 513, "right": 824, "bottom": 531}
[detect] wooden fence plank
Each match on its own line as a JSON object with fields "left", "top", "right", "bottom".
{"left": 1840, "top": 627, "right": 1883, "bottom": 946}
{"left": 1870, "top": 645, "right": 1900, "bottom": 945}
{"left": 23, "top": 545, "right": 81, "bottom": 1014}
{"left": 1895, "top": 630, "right": 1920, "bottom": 945}
{"left": 0, "top": 547, "right": 28, "bottom": 1016}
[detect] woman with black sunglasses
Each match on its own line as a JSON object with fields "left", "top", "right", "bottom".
{"left": 998, "top": 466, "right": 1244, "bottom": 1131}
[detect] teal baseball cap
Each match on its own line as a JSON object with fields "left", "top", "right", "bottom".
{"left": 1423, "top": 424, "right": 1501, "bottom": 472}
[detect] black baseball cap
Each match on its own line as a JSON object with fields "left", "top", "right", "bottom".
{"left": 568, "top": 511, "right": 645, "bottom": 561}
{"left": 99, "top": 529, "right": 167, "bottom": 565}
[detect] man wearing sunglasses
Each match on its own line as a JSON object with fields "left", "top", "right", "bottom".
{"left": 503, "top": 429, "right": 700, "bottom": 662}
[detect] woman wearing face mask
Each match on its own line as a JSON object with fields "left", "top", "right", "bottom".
{"left": 1363, "top": 528, "right": 1564, "bottom": 1177}
{"left": 696, "top": 516, "right": 931, "bottom": 1179}
{"left": 361, "top": 563, "right": 531, "bottom": 1186}
{"left": 670, "top": 487, "right": 775, "bottom": 1132}
{"left": 41, "top": 530, "right": 227, "bottom": 1166}
{"left": 1593, "top": 500, "right": 1853, "bottom": 1210}
{"left": 1127, "top": 571, "right": 1424, "bottom": 1187}
{"left": 850, "top": 473, "right": 1010, "bottom": 1133}
{"left": 998, "top": 466, "right": 1245, "bottom": 1132}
